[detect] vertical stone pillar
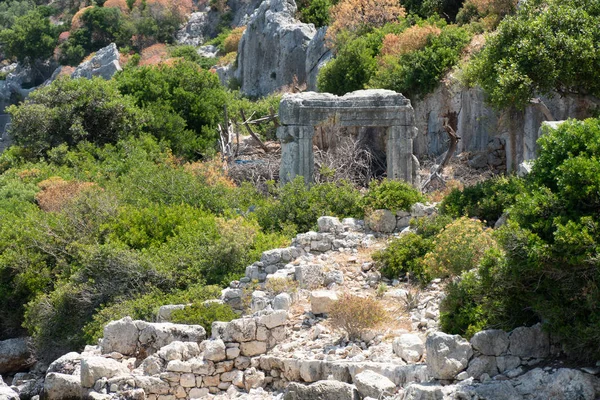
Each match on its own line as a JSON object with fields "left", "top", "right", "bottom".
{"left": 386, "top": 125, "right": 415, "bottom": 184}
{"left": 277, "top": 125, "right": 315, "bottom": 185}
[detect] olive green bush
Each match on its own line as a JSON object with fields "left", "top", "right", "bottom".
{"left": 171, "top": 302, "right": 237, "bottom": 336}
{"left": 465, "top": 0, "right": 600, "bottom": 109}
{"left": 440, "top": 175, "right": 525, "bottom": 225}
{"left": 440, "top": 118, "right": 600, "bottom": 360}
{"left": 362, "top": 179, "right": 425, "bottom": 212}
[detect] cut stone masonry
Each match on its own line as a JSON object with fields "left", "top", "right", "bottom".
{"left": 278, "top": 90, "right": 420, "bottom": 186}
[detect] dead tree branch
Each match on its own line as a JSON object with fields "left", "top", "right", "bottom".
{"left": 240, "top": 109, "right": 271, "bottom": 153}
{"left": 421, "top": 115, "right": 460, "bottom": 191}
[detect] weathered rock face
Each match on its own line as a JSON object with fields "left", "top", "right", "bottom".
{"left": 80, "top": 357, "right": 130, "bottom": 388}
{"left": 508, "top": 323, "right": 549, "bottom": 359}
{"left": 176, "top": 11, "right": 210, "bottom": 46}
{"left": 0, "top": 337, "right": 34, "bottom": 374}
{"left": 0, "top": 376, "right": 19, "bottom": 400}
{"left": 393, "top": 334, "right": 425, "bottom": 363}
{"left": 71, "top": 43, "right": 121, "bottom": 80}
{"left": 411, "top": 79, "right": 596, "bottom": 171}
{"left": 305, "top": 27, "right": 332, "bottom": 91}
{"left": 235, "top": 0, "right": 316, "bottom": 97}
{"left": 426, "top": 332, "right": 473, "bottom": 380}
{"left": 43, "top": 372, "right": 82, "bottom": 400}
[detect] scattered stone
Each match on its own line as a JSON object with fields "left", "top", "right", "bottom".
{"left": 310, "top": 291, "right": 339, "bottom": 315}
{"left": 273, "top": 293, "right": 293, "bottom": 311}
{"left": 0, "top": 337, "right": 34, "bottom": 374}
{"left": 393, "top": 334, "right": 424, "bottom": 363}
{"left": 365, "top": 210, "right": 396, "bottom": 233}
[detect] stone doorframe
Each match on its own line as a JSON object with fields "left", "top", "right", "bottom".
{"left": 277, "top": 89, "right": 420, "bottom": 186}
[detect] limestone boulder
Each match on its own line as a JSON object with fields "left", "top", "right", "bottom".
{"left": 101, "top": 317, "right": 139, "bottom": 356}
{"left": 354, "top": 370, "right": 396, "bottom": 398}
{"left": 0, "top": 337, "right": 34, "bottom": 374}
{"left": 235, "top": 0, "right": 316, "bottom": 97}
{"left": 80, "top": 357, "right": 130, "bottom": 388}
{"left": 393, "top": 334, "right": 424, "bottom": 363}
{"left": 156, "top": 304, "right": 186, "bottom": 322}
{"left": 295, "top": 263, "right": 324, "bottom": 289}
{"left": 317, "top": 216, "right": 343, "bottom": 234}
{"left": 135, "top": 320, "right": 206, "bottom": 356}
{"left": 243, "top": 367, "right": 265, "bottom": 391}
{"left": 240, "top": 341, "right": 267, "bottom": 357}
{"left": 508, "top": 323, "right": 549, "bottom": 359}
{"left": 43, "top": 372, "right": 82, "bottom": 400}
{"left": 366, "top": 210, "right": 397, "bottom": 233}
{"left": 273, "top": 293, "right": 293, "bottom": 311}
{"left": 514, "top": 368, "right": 598, "bottom": 400}
{"left": 71, "top": 43, "right": 121, "bottom": 80}
{"left": 470, "top": 329, "right": 509, "bottom": 356}
{"left": 202, "top": 339, "right": 226, "bottom": 362}
{"left": 426, "top": 332, "right": 473, "bottom": 380}
{"left": 47, "top": 352, "right": 82, "bottom": 375}
{"left": 466, "top": 356, "right": 498, "bottom": 380}
{"left": 285, "top": 380, "right": 359, "bottom": 400}
{"left": 310, "top": 290, "right": 338, "bottom": 315}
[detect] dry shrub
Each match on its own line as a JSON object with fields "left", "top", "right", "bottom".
{"left": 70, "top": 6, "right": 93, "bottom": 31}
{"left": 313, "top": 133, "right": 379, "bottom": 188}
{"left": 184, "top": 158, "right": 236, "bottom": 188}
{"left": 217, "top": 51, "right": 237, "bottom": 67}
{"left": 139, "top": 43, "right": 169, "bottom": 65}
{"left": 380, "top": 24, "right": 441, "bottom": 57}
{"left": 223, "top": 26, "right": 246, "bottom": 54}
{"left": 426, "top": 179, "right": 463, "bottom": 203}
{"left": 17, "top": 169, "right": 41, "bottom": 179}
{"left": 423, "top": 216, "right": 496, "bottom": 278}
{"left": 265, "top": 277, "right": 299, "bottom": 296}
{"left": 329, "top": 293, "right": 387, "bottom": 340}
{"left": 58, "top": 31, "right": 70, "bottom": 43}
{"left": 36, "top": 177, "right": 97, "bottom": 212}
{"left": 104, "top": 0, "right": 131, "bottom": 13}
{"left": 328, "top": 0, "right": 405, "bottom": 44}
{"left": 227, "top": 152, "right": 281, "bottom": 188}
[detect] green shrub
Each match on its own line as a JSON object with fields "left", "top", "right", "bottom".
{"left": 298, "top": 0, "right": 332, "bottom": 27}
{"left": 83, "top": 284, "right": 222, "bottom": 342}
{"left": 440, "top": 175, "right": 525, "bottom": 225}
{"left": 115, "top": 60, "right": 228, "bottom": 158}
{"left": 171, "top": 302, "right": 237, "bottom": 336}
{"left": 464, "top": 0, "right": 600, "bottom": 109}
{"left": 7, "top": 77, "right": 144, "bottom": 157}
{"left": 373, "top": 232, "right": 432, "bottom": 282}
{"left": 440, "top": 119, "right": 600, "bottom": 361}
{"left": 411, "top": 213, "right": 453, "bottom": 238}
{"left": 317, "top": 34, "right": 378, "bottom": 95}
{"left": 423, "top": 216, "right": 496, "bottom": 278}
{"left": 0, "top": 9, "right": 58, "bottom": 64}
{"left": 362, "top": 179, "right": 424, "bottom": 212}
{"left": 369, "top": 24, "right": 470, "bottom": 99}
{"left": 256, "top": 177, "right": 363, "bottom": 234}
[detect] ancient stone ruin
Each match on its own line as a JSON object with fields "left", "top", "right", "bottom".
{"left": 277, "top": 89, "right": 420, "bottom": 186}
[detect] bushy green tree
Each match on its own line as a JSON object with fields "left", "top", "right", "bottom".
{"left": 466, "top": 0, "right": 600, "bottom": 109}
{"left": 0, "top": 0, "right": 36, "bottom": 30}
{"left": 298, "top": 0, "right": 332, "bottom": 27}
{"left": 116, "top": 61, "right": 228, "bottom": 158}
{"left": 0, "top": 9, "right": 58, "bottom": 64}
{"left": 440, "top": 118, "right": 600, "bottom": 360}
{"left": 7, "top": 77, "right": 144, "bottom": 157}
{"left": 403, "top": 0, "right": 465, "bottom": 21}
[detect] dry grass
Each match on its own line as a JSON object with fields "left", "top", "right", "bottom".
{"left": 223, "top": 27, "right": 246, "bottom": 54}
{"left": 380, "top": 25, "right": 441, "bottom": 58}
{"left": 184, "top": 158, "right": 236, "bottom": 188}
{"left": 36, "top": 177, "right": 97, "bottom": 212}
{"left": 139, "top": 43, "right": 169, "bottom": 65}
{"left": 104, "top": 0, "right": 130, "bottom": 13}
{"left": 70, "top": 6, "right": 93, "bottom": 31}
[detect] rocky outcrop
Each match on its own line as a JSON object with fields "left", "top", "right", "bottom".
{"left": 235, "top": 0, "right": 316, "bottom": 97}
{"left": 0, "top": 337, "right": 34, "bottom": 375}
{"left": 70, "top": 43, "right": 121, "bottom": 80}
{"left": 426, "top": 332, "right": 473, "bottom": 380}
{"left": 411, "top": 79, "right": 596, "bottom": 171}
{"left": 305, "top": 27, "right": 332, "bottom": 91}
{"left": 176, "top": 12, "right": 210, "bottom": 46}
